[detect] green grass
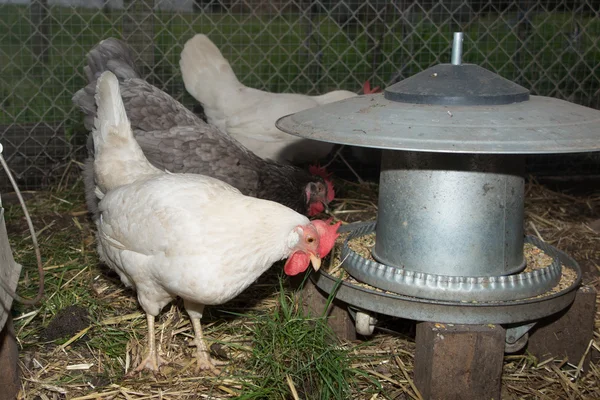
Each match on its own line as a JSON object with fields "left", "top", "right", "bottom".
{"left": 5, "top": 179, "right": 130, "bottom": 377}
{"left": 0, "top": 4, "right": 599, "bottom": 159}
{"left": 239, "top": 282, "right": 358, "bottom": 399}
{"left": 6, "top": 179, "right": 379, "bottom": 397}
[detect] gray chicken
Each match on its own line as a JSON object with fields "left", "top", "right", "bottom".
{"left": 72, "top": 38, "right": 334, "bottom": 220}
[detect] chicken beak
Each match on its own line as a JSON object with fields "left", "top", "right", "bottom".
{"left": 322, "top": 201, "right": 331, "bottom": 214}
{"left": 309, "top": 253, "right": 322, "bottom": 271}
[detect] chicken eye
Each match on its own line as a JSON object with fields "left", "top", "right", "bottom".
{"left": 307, "top": 237, "right": 315, "bottom": 243}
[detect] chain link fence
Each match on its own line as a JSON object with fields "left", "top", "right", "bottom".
{"left": 1, "top": 0, "right": 599, "bottom": 190}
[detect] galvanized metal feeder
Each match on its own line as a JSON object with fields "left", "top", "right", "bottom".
{"left": 277, "top": 33, "right": 600, "bottom": 399}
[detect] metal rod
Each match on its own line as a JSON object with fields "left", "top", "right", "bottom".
{"left": 451, "top": 32, "right": 464, "bottom": 65}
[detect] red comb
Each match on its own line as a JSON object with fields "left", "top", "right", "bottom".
{"left": 325, "top": 179, "right": 334, "bottom": 203}
{"left": 312, "top": 219, "right": 342, "bottom": 258}
{"left": 363, "top": 80, "right": 381, "bottom": 94}
{"left": 308, "top": 164, "right": 331, "bottom": 179}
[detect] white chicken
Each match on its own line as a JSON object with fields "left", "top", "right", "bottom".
{"left": 90, "top": 71, "right": 341, "bottom": 374}
{"left": 180, "top": 34, "right": 358, "bottom": 164}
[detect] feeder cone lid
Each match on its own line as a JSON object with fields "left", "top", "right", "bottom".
{"left": 383, "top": 63, "right": 530, "bottom": 106}
{"left": 276, "top": 37, "right": 600, "bottom": 154}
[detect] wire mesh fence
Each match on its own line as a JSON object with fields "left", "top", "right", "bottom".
{"left": 0, "top": 0, "right": 599, "bottom": 190}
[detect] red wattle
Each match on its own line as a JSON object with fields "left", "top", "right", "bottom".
{"left": 308, "top": 202, "right": 324, "bottom": 216}
{"left": 284, "top": 252, "right": 310, "bottom": 276}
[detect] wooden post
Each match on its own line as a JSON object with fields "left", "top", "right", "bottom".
{"left": 527, "top": 286, "right": 597, "bottom": 372}
{"left": 30, "top": 0, "right": 50, "bottom": 65}
{"left": 294, "top": 278, "right": 357, "bottom": 341}
{"left": 0, "top": 200, "right": 24, "bottom": 399}
{"left": 0, "top": 316, "right": 19, "bottom": 400}
{"left": 414, "top": 322, "right": 505, "bottom": 400}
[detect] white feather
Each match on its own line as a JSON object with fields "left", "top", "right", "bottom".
{"left": 180, "top": 34, "right": 357, "bottom": 164}
{"left": 97, "top": 174, "right": 309, "bottom": 313}
{"left": 92, "top": 71, "right": 312, "bottom": 319}
{"left": 92, "top": 71, "right": 161, "bottom": 193}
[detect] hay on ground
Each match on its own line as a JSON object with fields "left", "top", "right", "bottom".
{"left": 5, "top": 176, "right": 600, "bottom": 400}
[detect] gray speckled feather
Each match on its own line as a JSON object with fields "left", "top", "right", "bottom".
{"left": 73, "top": 38, "right": 323, "bottom": 219}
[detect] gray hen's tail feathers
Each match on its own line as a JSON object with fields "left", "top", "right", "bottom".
{"left": 72, "top": 38, "right": 140, "bottom": 131}
{"left": 84, "top": 38, "right": 140, "bottom": 82}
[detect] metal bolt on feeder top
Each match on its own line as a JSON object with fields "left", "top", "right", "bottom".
{"left": 451, "top": 32, "right": 464, "bottom": 65}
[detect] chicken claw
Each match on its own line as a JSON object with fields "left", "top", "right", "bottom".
{"left": 126, "top": 351, "right": 167, "bottom": 377}
{"left": 195, "top": 355, "right": 221, "bottom": 375}
{"left": 190, "top": 317, "right": 224, "bottom": 375}
{"left": 125, "top": 314, "right": 167, "bottom": 377}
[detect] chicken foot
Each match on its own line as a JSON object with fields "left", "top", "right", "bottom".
{"left": 126, "top": 314, "right": 167, "bottom": 376}
{"left": 190, "top": 317, "right": 225, "bottom": 374}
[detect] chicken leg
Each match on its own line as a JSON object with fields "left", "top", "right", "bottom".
{"left": 190, "top": 316, "right": 223, "bottom": 374}
{"left": 126, "top": 313, "right": 167, "bottom": 376}
{"left": 184, "top": 301, "right": 224, "bottom": 374}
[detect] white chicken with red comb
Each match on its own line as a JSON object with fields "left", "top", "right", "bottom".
{"left": 89, "top": 70, "right": 341, "bottom": 374}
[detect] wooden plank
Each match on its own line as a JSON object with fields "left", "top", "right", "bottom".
{"left": 0, "top": 208, "right": 22, "bottom": 332}
{"left": 527, "top": 286, "right": 597, "bottom": 373}
{"left": 414, "top": 322, "right": 505, "bottom": 400}
{"left": 294, "top": 278, "right": 357, "bottom": 341}
{"left": 0, "top": 316, "right": 19, "bottom": 400}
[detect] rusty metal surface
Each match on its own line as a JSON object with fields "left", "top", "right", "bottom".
{"left": 0, "top": 207, "right": 21, "bottom": 332}
{"left": 414, "top": 322, "right": 505, "bottom": 400}
{"left": 276, "top": 95, "right": 600, "bottom": 154}
{"left": 527, "top": 285, "right": 597, "bottom": 372}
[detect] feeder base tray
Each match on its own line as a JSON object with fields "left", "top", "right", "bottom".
{"left": 314, "top": 220, "right": 582, "bottom": 325}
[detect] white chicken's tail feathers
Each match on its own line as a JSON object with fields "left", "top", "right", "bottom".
{"left": 180, "top": 34, "right": 241, "bottom": 107}
{"left": 92, "top": 71, "right": 160, "bottom": 191}
{"left": 95, "top": 71, "right": 128, "bottom": 132}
